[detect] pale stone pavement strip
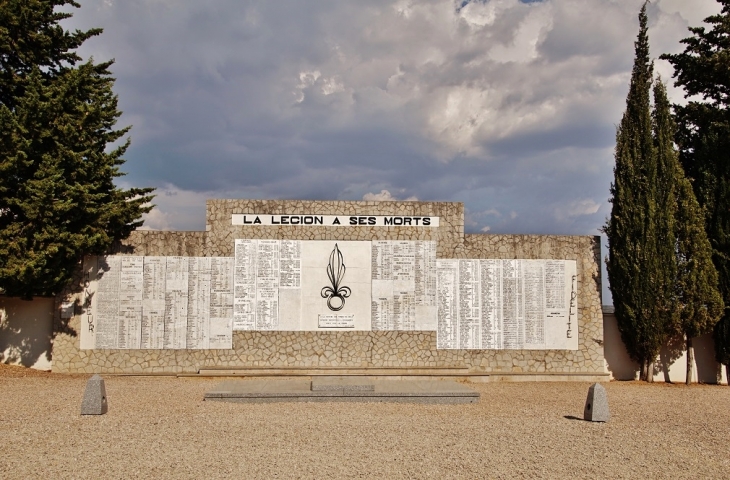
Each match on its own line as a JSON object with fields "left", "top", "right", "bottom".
{"left": 0, "top": 365, "right": 728, "bottom": 479}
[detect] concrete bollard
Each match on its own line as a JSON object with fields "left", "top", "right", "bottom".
{"left": 81, "top": 374, "right": 108, "bottom": 415}
{"left": 583, "top": 383, "right": 609, "bottom": 422}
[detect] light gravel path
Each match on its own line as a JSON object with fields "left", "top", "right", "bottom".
{"left": 1, "top": 365, "right": 728, "bottom": 479}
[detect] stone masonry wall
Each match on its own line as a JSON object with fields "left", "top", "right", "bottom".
{"left": 51, "top": 200, "right": 604, "bottom": 375}
{"left": 205, "top": 199, "right": 464, "bottom": 257}
{"left": 461, "top": 234, "right": 604, "bottom": 375}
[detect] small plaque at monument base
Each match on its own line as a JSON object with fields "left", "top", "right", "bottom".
{"left": 60, "top": 301, "right": 75, "bottom": 319}
{"left": 318, "top": 314, "right": 355, "bottom": 328}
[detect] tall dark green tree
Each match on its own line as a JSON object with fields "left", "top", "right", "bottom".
{"left": 675, "top": 171, "right": 724, "bottom": 384}
{"left": 661, "top": 0, "right": 730, "bottom": 380}
{"left": 604, "top": 3, "right": 676, "bottom": 382}
{"left": 0, "top": 0, "right": 154, "bottom": 299}
{"left": 713, "top": 316, "right": 730, "bottom": 384}
{"left": 654, "top": 80, "right": 724, "bottom": 385}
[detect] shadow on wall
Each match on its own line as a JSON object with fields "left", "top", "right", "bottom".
{"left": 603, "top": 308, "right": 638, "bottom": 380}
{"left": 603, "top": 308, "right": 727, "bottom": 384}
{"left": 657, "top": 335, "right": 685, "bottom": 383}
{"left": 0, "top": 297, "right": 55, "bottom": 370}
{"left": 693, "top": 335, "right": 724, "bottom": 383}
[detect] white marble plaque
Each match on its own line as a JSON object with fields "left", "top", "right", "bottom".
{"left": 256, "top": 240, "right": 280, "bottom": 330}
{"left": 80, "top": 256, "right": 99, "bottom": 350}
{"left": 480, "top": 260, "right": 503, "bottom": 349}
{"left": 186, "top": 257, "right": 211, "bottom": 349}
{"left": 232, "top": 214, "right": 439, "bottom": 227}
{"left": 457, "top": 259, "right": 481, "bottom": 349}
{"left": 300, "top": 241, "right": 372, "bottom": 331}
{"left": 522, "top": 261, "right": 545, "bottom": 349}
{"left": 209, "top": 257, "right": 234, "bottom": 349}
{"left": 95, "top": 255, "right": 121, "bottom": 349}
{"left": 118, "top": 256, "right": 144, "bottom": 349}
{"left": 502, "top": 260, "right": 523, "bottom": 349}
{"left": 437, "top": 259, "right": 578, "bottom": 350}
{"left": 164, "top": 256, "right": 189, "bottom": 349}
{"left": 231, "top": 240, "right": 434, "bottom": 332}
{"left": 436, "top": 260, "right": 459, "bottom": 349}
{"left": 278, "top": 240, "right": 303, "bottom": 331}
{"left": 279, "top": 240, "right": 302, "bottom": 288}
{"left": 84, "top": 255, "right": 234, "bottom": 350}
{"left": 545, "top": 261, "right": 578, "bottom": 349}
{"left": 82, "top": 248, "right": 577, "bottom": 352}
{"left": 233, "top": 240, "right": 257, "bottom": 330}
{"left": 414, "top": 240, "right": 438, "bottom": 330}
{"left": 371, "top": 240, "right": 437, "bottom": 331}
{"left": 233, "top": 240, "right": 373, "bottom": 331}
{"left": 141, "top": 257, "right": 166, "bottom": 349}
{"left": 318, "top": 314, "right": 355, "bottom": 328}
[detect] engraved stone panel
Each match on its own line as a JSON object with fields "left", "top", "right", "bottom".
{"left": 437, "top": 259, "right": 578, "bottom": 350}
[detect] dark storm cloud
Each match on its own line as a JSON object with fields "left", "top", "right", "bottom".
{"left": 60, "top": 0, "right": 720, "bottom": 238}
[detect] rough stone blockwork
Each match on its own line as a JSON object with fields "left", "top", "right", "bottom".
{"left": 80, "top": 374, "right": 108, "bottom": 415}
{"left": 583, "top": 383, "right": 610, "bottom": 422}
{"left": 52, "top": 200, "right": 604, "bottom": 375}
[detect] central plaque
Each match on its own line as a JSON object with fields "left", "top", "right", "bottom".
{"left": 299, "top": 241, "right": 372, "bottom": 330}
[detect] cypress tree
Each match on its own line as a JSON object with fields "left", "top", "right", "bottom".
{"left": 605, "top": 3, "right": 676, "bottom": 381}
{"left": 661, "top": 0, "right": 730, "bottom": 380}
{"left": 0, "top": 0, "right": 154, "bottom": 299}
{"left": 713, "top": 316, "right": 730, "bottom": 385}
{"left": 675, "top": 171, "right": 724, "bottom": 384}
{"left": 654, "top": 80, "right": 725, "bottom": 384}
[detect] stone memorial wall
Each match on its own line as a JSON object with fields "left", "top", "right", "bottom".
{"left": 51, "top": 199, "right": 604, "bottom": 377}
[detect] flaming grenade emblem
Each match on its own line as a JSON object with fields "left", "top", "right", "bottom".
{"left": 321, "top": 243, "right": 351, "bottom": 311}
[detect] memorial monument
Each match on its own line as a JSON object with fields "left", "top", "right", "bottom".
{"left": 51, "top": 199, "right": 606, "bottom": 381}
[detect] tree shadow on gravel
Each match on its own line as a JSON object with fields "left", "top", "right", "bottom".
{"left": 563, "top": 415, "right": 586, "bottom": 421}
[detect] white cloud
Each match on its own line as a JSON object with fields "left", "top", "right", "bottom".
{"left": 658, "top": 0, "right": 722, "bottom": 26}
{"left": 321, "top": 76, "right": 345, "bottom": 95}
{"left": 554, "top": 198, "right": 601, "bottom": 221}
{"left": 393, "top": 0, "right": 414, "bottom": 19}
{"left": 299, "top": 70, "right": 321, "bottom": 87}
{"left": 294, "top": 70, "right": 322, "bottom": 103}
{"left": 488, "top": 2, "right": 551, "bottom": 64}
{"left": 132, "top": 183, "right": 233, "bottom": 231}
{"left": 427, "top": 87, "right": 490, "bottom": 157}
{"left": 362, "top": 189, "right": 418, "bottom": 202}
{"left": 363, "top": 190, "right": 397, "bottom": 201}
{"left": 459, "top": 0, "right": 505, "bottom": 27}
{"left": 138, "top": 207, "right": 171, "bottom": 231}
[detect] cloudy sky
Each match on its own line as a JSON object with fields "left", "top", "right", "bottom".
{"left": 62, "top": 0, "right": 722, "bottom": 299}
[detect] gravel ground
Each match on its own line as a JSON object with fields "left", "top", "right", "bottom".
{"left": 1, "top": 365, "right": 728, "bottom": 479}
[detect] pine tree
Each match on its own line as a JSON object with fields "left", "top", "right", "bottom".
{"left": 0, "top": 0, "right": 154, "bottom": 299}
{"left": 661, "top": 0, "right": 730, "bottom": 380}
{"left": 604, "top": 3, "right": 676, "bottom": 381}
{"left": 654, "top": 80, "right": 725, "bottom": 384}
